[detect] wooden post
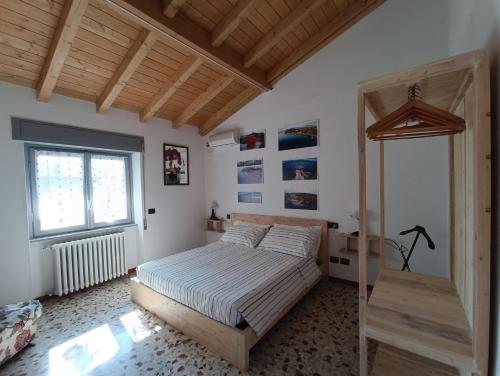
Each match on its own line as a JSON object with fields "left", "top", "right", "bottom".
{"left": 448, "top": 135, "right": 455, "bottom": 281}
{"left": 471, "top": 50, "right": 491, "bottom": 376}
{"left": 357, "top": 91, "right": 368, "bottom": 376}
{"left": 379, "top": 141, "right": 385, "bottom": 269}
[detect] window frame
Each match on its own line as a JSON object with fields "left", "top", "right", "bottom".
{"left": 26, "top": 144, "right": 133, "bottom": 239}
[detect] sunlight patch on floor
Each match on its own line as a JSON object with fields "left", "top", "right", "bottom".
{"left": 119, "top": 309, "right": 155, "bottom": 342}
{"left": 48, "top": 324, "right": 119, "bottom": 376}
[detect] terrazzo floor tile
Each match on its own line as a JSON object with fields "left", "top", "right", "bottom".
{"left": 0, "top": 277, "right": 370, "bottom": 376}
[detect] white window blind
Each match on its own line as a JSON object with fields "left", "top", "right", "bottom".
{"left": 35, "top": 150, "right": 86, "bottom": 232}
{"left": 91, "top": 155, "right": 129, "bottom": 224}
{"left": 28, "top": 146, "right": 133, "bottom": 238}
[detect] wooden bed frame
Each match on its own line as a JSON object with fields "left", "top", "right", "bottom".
{"left": 131, "top": 213, "right": 329, "bottom": 371}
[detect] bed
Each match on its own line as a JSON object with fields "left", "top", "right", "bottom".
{"left": 131, "top": 213, "right": 329, "bottom": 371}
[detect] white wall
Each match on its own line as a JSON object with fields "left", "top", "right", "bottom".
{"left": 444, "top": 0, "right": 500, "bottom": 373}
{"left": 381, "top": 138, "right": 450, "bottom": 277}
{"left": 0, "top": 82, "right": 207, "bottom": 305}
{"left": 203, "top": 0, "right": 452, "bottom": 283}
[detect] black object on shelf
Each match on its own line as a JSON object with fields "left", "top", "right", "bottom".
{"left": 327, "top": 221, "right": 339, "bottom": 229}
{"left": 399, "top": 225, "right": 435, "bottom": 272}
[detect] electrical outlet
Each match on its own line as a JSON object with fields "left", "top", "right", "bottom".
{"left": 327, "top": 221, "right": 339, "bottom": 229}
{"left": 329, "top": 256, "right": 339, "bottom": 264}
{"left": 340, "top": 257, "right": 350, "bottom": 266}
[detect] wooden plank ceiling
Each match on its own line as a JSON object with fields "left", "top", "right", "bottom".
{"left": 0, "top": 0, "right": 383, "bottom": 135}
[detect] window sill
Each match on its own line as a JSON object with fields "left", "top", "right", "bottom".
{"left": 29, "top": 223, "right": 138, "bottom": 244}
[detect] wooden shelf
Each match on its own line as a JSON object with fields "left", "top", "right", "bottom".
{"left": 365, "top": 269, "right": 473, "bottom": 372}
{"left": 339, "top": 248, "right": 378, "bottom": 257}
{"left": 206, "top": 219, "right": 225, "bottom": 232}
{"left": 340, "top": 234, "right": 380, "bottom": 257}
{"left": 371, "top": 344, "right": 459, "bottom": 376}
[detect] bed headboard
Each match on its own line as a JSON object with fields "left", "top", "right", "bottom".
{"left": 230, "top": 213, "right": 329, "bottom": 276}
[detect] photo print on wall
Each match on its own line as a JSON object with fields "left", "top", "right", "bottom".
{"left": 278, "top": 119, "right": 319, "bottom": 151}
{"left": 240, "top": 130, "right": 265, "bottom": 151}
{"left": 237, "top": 159, "right": 264, "bottom": 184}
{"left": 284, "top": 190, "right": 318, "bottom": 210}
{"left": 282, "top": 157, "right": 318, "bottom": 180}
{"left": 238, "top": 192, "right": 262, "bottom": 204}
{"left": 164, "top": 143, "right": 189, "bottom": 185}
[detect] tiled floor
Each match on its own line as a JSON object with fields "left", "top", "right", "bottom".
{"left": 1, "top": 277, "right": 363, "bottom": 376}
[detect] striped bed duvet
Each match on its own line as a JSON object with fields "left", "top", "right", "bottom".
{"left": 137, "top": 241, "right": 321, "bottom": 336}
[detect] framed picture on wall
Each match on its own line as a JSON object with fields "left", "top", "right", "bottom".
{"left": 278, "top": 119, "right": 319, "bottom": 151}
{"left": 237, "top": 159, "right": 264, "bottom": 184}
{"left": 282, "top": 157, "right": 318, "bottom": 180}
{"left": 240, "top": 130, "right": 266, "bottom": 151}
{"left": 284, "top": 190, "right": 318, "bottom": 210}
{"left": 238, "top": 192, "right": 262, "bottom": 204}
{"left": 164, "top": 143, "right": 189, "bottom": 185}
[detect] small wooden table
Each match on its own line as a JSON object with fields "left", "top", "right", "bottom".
{"left": 206, "top": 219, "right": 224, "bottom": 232}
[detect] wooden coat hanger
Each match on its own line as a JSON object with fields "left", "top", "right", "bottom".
{"left": 366, "top": 84, "right": 466, "bottom": 141}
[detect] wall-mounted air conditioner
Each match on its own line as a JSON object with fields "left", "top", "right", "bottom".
{"left": 207, "top": 130, "right": 239, "bottom": 148}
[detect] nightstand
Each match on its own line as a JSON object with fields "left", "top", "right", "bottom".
{"left": 206, "top": 219, "right": 224, "bottom": 233}
{"left": 206, "top": 219, "right": 224, "bottom": 244}
{"left": 340, "top": 234, "right": 380, "bottom": 257}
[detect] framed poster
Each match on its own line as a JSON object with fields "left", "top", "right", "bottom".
{"left": 240, "top": 130, "right": 266, "bottom": 151}
{"left": 278, "top": 119, "right": 319, "bottom": 151}
{"left": 164, "top": 143, "right": 189, "bottom": 185}
{"left": 282, "top": 157, "right": 318, "bottom": 180}
{"left": 237, "top": 159, "right": 264, "bottom": 184}
{"left": 284, "top": 190, "right": 318, "bottom": 210}
{"left": 238, "top": 192, "right": 262, "bottom": 203}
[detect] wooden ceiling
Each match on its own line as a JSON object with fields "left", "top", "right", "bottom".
{"left": 0, "top": 0, "right": 383, "bottom": 135}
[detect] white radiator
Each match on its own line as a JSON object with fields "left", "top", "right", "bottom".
{"left": 52, "top": 232, "right": 126, "bottom": 296}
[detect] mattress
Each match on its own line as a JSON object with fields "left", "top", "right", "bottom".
{"left": 137, "top": 241, "right": 321, "bottom": 336}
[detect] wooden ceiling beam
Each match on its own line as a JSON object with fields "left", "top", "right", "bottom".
{"left": 199, "top": 87, "right": 257, "bottom": 135}
{"left": 97, "top": 29, "right": 157, "bottom": 113}
{"left": 140, "top": 55, "right": 203, "bottom": 122}
{"left": 162, "top": 0, "right": 186, "bottom": 18}
{"left": 102, "top": 0, "right": 272, "bottom": 91}
{"left": 211, "top": 0, "right": 259, "bottom": 47}
{"left": 173, "top": 75, "right": 234, "bottom": 128}
{"left": 268, "top": 0, "right": 385, "bottom": 84}
{"left": 243, "top": 0, "right": 326, "bottom": 68}
{"left": 37, "top": 0, "right": 89, "bottom": 102}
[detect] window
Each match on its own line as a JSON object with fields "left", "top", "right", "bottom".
{"left": 27, "top": 146, "right": 133, "bottom": 238}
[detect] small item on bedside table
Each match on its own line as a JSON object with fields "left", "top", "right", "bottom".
{"left": 210, "top": 200, "right": 219, "bottom": 220}
{"left": 349, "top": 210, "right": 360, "bottom": 235}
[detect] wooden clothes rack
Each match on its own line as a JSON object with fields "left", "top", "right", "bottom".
{"left": 357, "top": 50, "right": 491, "bottom": 375}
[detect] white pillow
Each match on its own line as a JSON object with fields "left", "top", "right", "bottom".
{"left": 273, "top": 224, "right": 322, "bottom": 257}
{"left": 257, "top": 226, "right": 319, "bottom": 258}
{"left": 233, "top": 220, "right": 271, "bottom": 229}
{"left": 221, "top": 224, "right": 269, "bottom": 248}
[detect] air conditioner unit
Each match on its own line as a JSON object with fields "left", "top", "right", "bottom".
{"left": 207, "top": 130, "right": 239, "bottom": 148}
